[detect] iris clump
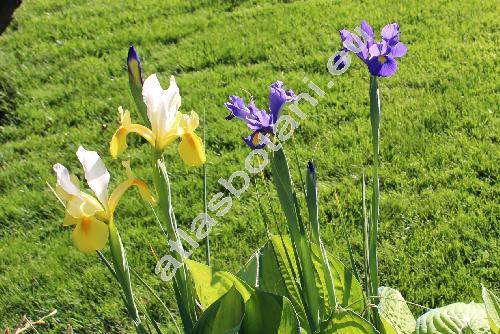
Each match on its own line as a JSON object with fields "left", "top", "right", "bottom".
{"left": 340, "top": 20, "right": 407, "bottom": 77}
{"left": 225, "top": 81, "right": 295, "bottom": 149}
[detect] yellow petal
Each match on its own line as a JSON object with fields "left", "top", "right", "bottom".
{"left": 178, "top": 132, "right": 206, "bottom": 167}
{"left": 64, "top": 193, "right": 105, "bottom": 224}
{"left": 110, "top": 108, "right": 155, "bottom": 158}
{"left": 72, "top": 216, "right": 109, "bottom": 253}
{"left": 63, "top": 210, "right": 80, "bottom": 226}
{"left": 107, "top": 163, "right": 156, "bottom": 215}
{"left": 180, "top": 111, "right": 199, "bottom": 132}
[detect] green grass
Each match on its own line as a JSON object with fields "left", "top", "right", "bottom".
{"left": 0, "top": 0, "right": 498, "bottom": 332}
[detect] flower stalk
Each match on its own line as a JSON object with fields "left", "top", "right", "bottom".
{"left": 368, "top": 75, "right": 381, "bottom": 328}
{"left": 107, "top": 219, "right": 148, "bottom": 334}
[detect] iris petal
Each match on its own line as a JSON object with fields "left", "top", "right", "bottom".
{"left": 76, "top": 146, "right": 110, "bottom": 210}
{"left": 178, "top": 133, "right": 206, "bottom": 167}
{"left": 72, "top": 216, "right": 109, "bottom": 253}
{"left": 381, "top": 23, "right": 400, "bottom": 45}
{"left": 390, "top": 42, "right": 407, "bottom": 58}
{"left": 269, "top": 80, "right": 296, "bottom": 120}
{"left": 368, "top": 56, "right": 398, "bottom": 77}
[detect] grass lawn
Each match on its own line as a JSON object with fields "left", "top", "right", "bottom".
{"left": 0, "top": 0, "right": 498, "bottom": 332}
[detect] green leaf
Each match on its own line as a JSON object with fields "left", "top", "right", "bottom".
{"left": 320, "top": 309, "right": 378, "bottom": 333}
{"left": 238, "top": 235, "right": 365, "bottom": 330}
{"left": 306, "top": 161, "right": 337, "bottom": 310}
{"left": 379, "top": 316, "right": 398, "bottom": 334}
{"left": 237, "top": 241, "right": 288, "bottom": 296}
{"left": 415, "top": 302, "right": 491, "bottom": 334}
{"left": 241, "top": 290, "right": 300, "bottom": 334}
{"left": 185, "top": 259, "right": 252, "bottom": 310}
{"left": 377, "top": 286, "right": 415, "bottom": 334}
{"left": 482, "top": 285, "right": 500, "bottom": 334}
{"left": 192, "top": 286, "right": 245, "bottom": 334}
{"left": 271, "top": 148, "right": 321, "bottom": 330}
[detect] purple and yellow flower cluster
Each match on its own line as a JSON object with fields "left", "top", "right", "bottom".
{"left": 340, "top": 20, "right": 407, "bottom": 77}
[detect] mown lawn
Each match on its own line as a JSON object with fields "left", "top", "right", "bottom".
{"left": 0, "top": 0, "right": 498, "bottom": 332}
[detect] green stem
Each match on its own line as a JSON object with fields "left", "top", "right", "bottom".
{"left": 361, "top": 173, "right": 371, "bottom": 318}
{"left": 203, "top": 107, "right": 210, "bottom": 266}
{"left": 151, "top": 151, "right": 197, "bottom": 333}
{"left": 108, "top": 219, "right": 149, "bottom": 334}
{"left": 368, "top": 75, "right": 381, "bottom": 328}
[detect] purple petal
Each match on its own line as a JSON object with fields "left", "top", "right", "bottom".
{"left": 340, "top": 29, "right": 367, "bottom": 55}
{"left": 390, "top": 42, "right": 407, "bottom": 58}
{"left": 243, "top": 129, "right": 272, "bottom": 149}
{"left": 128, "top": 45, "right": 143, "bottom": 86}
{"left": 368, "top": 55, "right": 398, "bottom": 77}
{"left": 381, "top": 23, "right": 400, "bottom": 45}
{"left": 269, "top": 80, "right": 296, "bottom": 120}
{"left": 369, "top": 42, "right": 389, "bottom": 58}
{"left": 225, "top": 96, "right": 250, "bottom": 121}
{"left": 360, "top": 20, "right": 374, "bottom": 41}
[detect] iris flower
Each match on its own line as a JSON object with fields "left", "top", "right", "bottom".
{"left": 53, "top": 146, "right": 155, "bottom": 252}
{"left": 110, "top": 47, "right": 205, "bottom": 167}
{"left": 225, "top": 81, "right": 296, "bottom": 149}
{"left": 340, "top": 21, "right": 407, "bottom": 77}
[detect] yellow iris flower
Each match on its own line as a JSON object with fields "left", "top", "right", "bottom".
{"left": 110, "top": 74, "right": 206, "bottom": 167}
{"left": 53, "top": 146, "right": 155, "bottom": 252}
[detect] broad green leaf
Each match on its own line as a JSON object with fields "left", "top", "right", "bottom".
{"left": 319, "top": 309, "right": 378, "bottom": 333}
{"left": 237, "top": 241, "right": 288, "bottom": 296}
{"left": 241, "top": 290, "right": 300, "bottom": 334}
{"left": 482, "top": 285, "right": 500, "bottom": 333}
{"left": 192, "top": 286, "right": 244, "bottom": 334}
{"left": 380, "top": 316, "right": 398, "bottom": 334}
{"left": 377, "top": 286, "right": 415, "bottom": 334}
{"left": 185, "top": 259, "right": 252, "bottom": 309}
{"left": 310, "top": 241, "right": 365, "bottom": 315}
{"left": 415, "top": 302, "right": 490, "bottom": 334}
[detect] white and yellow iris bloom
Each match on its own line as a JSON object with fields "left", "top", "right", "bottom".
{"left": 110, "top": 74, "right": 206, "bottom": 167}
{"left": 53, "top": 146, "right": 155, "bottom": 252}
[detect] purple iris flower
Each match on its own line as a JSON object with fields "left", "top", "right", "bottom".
{"left": 339, "top": 21, "right": 407, "bottom": 77}
{"left": 225, "top": 81, "right": 296, "bottom": 149}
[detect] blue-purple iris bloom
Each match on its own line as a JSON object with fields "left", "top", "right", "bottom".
{"left": 225, "top": 81, "right": 296, "bottom": 149}
{"left": 340, "top": 21, "right": 407, "bottom": 77}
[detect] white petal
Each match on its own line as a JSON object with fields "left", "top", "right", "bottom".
{"left": 142, "top": 74, "right": 163, "bottom": 135}
{"left": 53, "top": 163, "right": 81, "bottom": 198}
{"left": 142, "top": 74, "right": 181, "bottom": 139}
{"left": 158, "top": 76, "right": 181, "bottom": 136}
{"left": 76, "top": 146, "right": 110, "bottom": 209}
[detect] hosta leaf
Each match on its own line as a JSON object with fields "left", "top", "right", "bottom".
{"left": 380, "top": 316, "right": 398, "bottom": 334}
{"left": 237, "top": 240, "right": 288, "bottom": 296}
{"left": 192, "top": 286, "right": 245, "bottom": 334}
{"left": 319, "top": 309, "right": 378, "bottom": 333}
{"left": 415, "top": 302, "right": 490, "bottom": 334}
{"left": 241, "top": 290, "right": 300, "bottom": 334}
{"left": 185, "top": 259, "right": 252, "bottom": 309}
{"left": 482, "top": 285, "right": 500, "bottom": 333}
{"left": 377, "top": 286, "right": 415, "bottom": 334}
